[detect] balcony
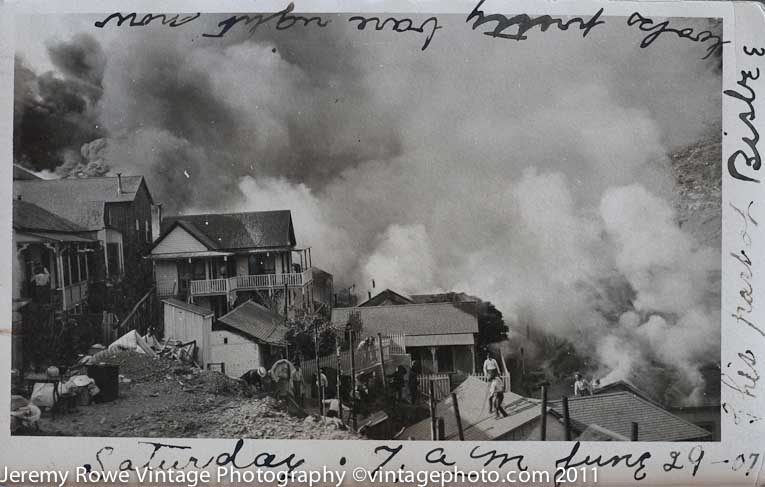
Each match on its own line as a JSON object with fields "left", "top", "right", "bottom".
{"left": 159, "top": 268, "right": 314, "bottom": 298}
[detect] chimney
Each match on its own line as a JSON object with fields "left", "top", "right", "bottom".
{"left": 116, "top": 173, "right": 123, "bottom": 195}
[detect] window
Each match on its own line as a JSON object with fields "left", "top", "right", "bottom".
{"left": 62, "top": 250, "right": 71, "bottom": 286}
{"left": 107, "top": 243, "right": 121, "bottom": 278}
{"left": 78, "top": 253, "right": 88, "bottom": 281}
{"left": 145, "top": 220, "right": 150, "bottom": 242}
{"left": 135, "top": 219, "right": 139, "bottom": 231}
{"left": 248, "top": 253, "right": 276, "bottom": 275}
{"left": 192, "top": 260, "right": 206, "bottom": 280}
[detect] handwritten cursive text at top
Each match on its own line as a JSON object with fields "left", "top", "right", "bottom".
{"left": 466, "top": 0, "right": 605, "bottom": 41}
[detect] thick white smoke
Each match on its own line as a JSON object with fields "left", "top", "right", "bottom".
{"left": 18, "top": 14, "right": 722, "bottom": 403}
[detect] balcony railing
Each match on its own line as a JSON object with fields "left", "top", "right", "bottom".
{"left": 164, "top": 268, "right": 314, "bottom": 297}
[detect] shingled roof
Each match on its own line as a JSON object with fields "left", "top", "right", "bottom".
{"left": 215, "top": 300, "right": 289, "bottom": 346}
{"left": 549, "top": 392, "right": 712, "bottom": 441}
{"left": 14, "top": 176, "right": 149, "bottom": 230}
{"left": 13, "top": 199, "right": 88, "bottom": 233}
{"left": 159, "top": 210, "right": 296, "bottom": 250}
{"left": 331, "top": 302, "right": 478, "bottom": 343}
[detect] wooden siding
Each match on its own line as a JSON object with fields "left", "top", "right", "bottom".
{"left": 163, "top": 301, "right": 212, "bottom": 366}
{"left": 152, "top": 226, "right": 208, "bottom": 254}
{"left": 209, "top": 330, "right": 262, "bottom": 378}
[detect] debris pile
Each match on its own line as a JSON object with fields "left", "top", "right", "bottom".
{"left": 29, "top": 351, "right": 359, "bottom": 439}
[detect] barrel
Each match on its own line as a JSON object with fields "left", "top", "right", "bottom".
{"left": 87, "top": 364, "right": 119, "bottom": 402}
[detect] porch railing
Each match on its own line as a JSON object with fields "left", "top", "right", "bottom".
{"left": 187, "top": 268, "right": 314, "bottom": 296}
{"left": 61, "top": 281, "right": 88, "bottom": 310}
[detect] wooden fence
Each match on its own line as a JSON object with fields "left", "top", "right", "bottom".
{"left": 300, "top": 332, "right": 406, "bottom": 396}
{"left": 103, "top": 287, "right": 157, "bottom": 344}
{"left": 418, "top": 373, "right": 451, "bottom": 402}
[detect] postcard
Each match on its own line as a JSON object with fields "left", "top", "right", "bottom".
{"left": 1, "top": 0, "right": 763, "bottom": 485}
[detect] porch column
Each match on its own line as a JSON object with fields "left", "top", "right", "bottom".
{"left": 103, "top": 241, "right": 109, "bottom": 278}
{"left": 308, "top": 248, "right": 312, "bottom": 268}
{"left": 469, "top": 344, "right": 476, "bottom": 373}
{"left": 76, "top": 245, "right": 82, "bottom": 283}
{"left": 84, "top": 248, "right": 89, "bottom": 280}
{"left": 430, "top": 346, "right": 438, "bottom": 373}
{"left": 56, "top": 246, "right": 66, "bottom": 310}
{"left": 205, "top": 259, "right": 210, "bottom": 280}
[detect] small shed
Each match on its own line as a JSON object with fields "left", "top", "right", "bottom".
{"left": 162, "top": 298, "right": 214, "bottom": 367}
{"left": 212, "top": 300, "right": 290, "bottom": 377}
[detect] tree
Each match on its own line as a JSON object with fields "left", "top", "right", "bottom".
{"left": 284, "top": 312, "right": 338, "bottom": 361}
{"left": 412, "top": 292, "right": 508, "bottom": 347}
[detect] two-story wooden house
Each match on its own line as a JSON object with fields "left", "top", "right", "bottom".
{"left": 150, "top": 210, "right": 326, "bottom": 317}
{"left": 13, "top": 174, "right": 156, "bottom": 281}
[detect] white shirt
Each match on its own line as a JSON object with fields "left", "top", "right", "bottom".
{"left": 574, "top": 379, "right": 590, "bottom": 396}
{"left": 483, "top": 358, "right": 499, "bottom": 375}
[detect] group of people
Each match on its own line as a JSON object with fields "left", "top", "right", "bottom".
{"left": 390, "top": 361, "right": 419, "bottom": 405}
{"left": 240, "top": 359, "right": 305, "bottom": 406}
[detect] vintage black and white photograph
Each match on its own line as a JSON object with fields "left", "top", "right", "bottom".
{"left": 10, "top": 10, "right": 723, "bottom": 442}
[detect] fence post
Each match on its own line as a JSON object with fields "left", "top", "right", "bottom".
{"left": 540, "top": 384, "right": 548, "bottom": 441}
{"left": 377, "top": 333, "right": 387, "bottom": 390}
{"left": 452, "top": 393, "right": 464, "bottom": 441}
{"left": 429, "top": 380, "right": 437, "bottom": 440}
{"left": 562, "top": 396, "right": 572, "bottom": 441}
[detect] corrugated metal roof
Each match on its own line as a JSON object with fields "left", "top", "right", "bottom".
{"left": 549, "top": 392, "right": 712, "bottom": 441}
{"left": 405, "top": 333, "right": 475, "bottom": 347}
{"left": 160, "top": 210, "right": 296, "bottom": 250}
{"left": 14, "top": 176, "right": 148, "bottom": 230}
{"left": 216, "top": 300, "right": 289, "bottom": 346}
{"left": 399, "top": 377, "right": 543, "bottom": 440}
{"left": 331, "top": 302, "right": 478, "bottom": 337}
{"left": 163, "top": 298, "right": 215, "bottom": 317}
{"left": 13, "top": 165, "right": 42, "bottom": 180}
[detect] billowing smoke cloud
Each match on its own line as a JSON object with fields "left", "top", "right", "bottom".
{"left": 15, "top": 14, "right": 721, "bottom": 403}
{"left": 14, "top": 33, "right": 105, "bottom": 172}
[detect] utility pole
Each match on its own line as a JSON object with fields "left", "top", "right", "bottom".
{"left": 562, "top": 396, "right": 572, "bottom": 441}
{"left": 314, "top": 318, "right": 322, "bottom": 416}
{"left": 349, "top": 323, "right": 357, "bottom": 430}
{"left": 540, "top": 383, "right": 548, "bottom": 441}
{"left": 336, "top": 336, "right": 343, "bottom": 424}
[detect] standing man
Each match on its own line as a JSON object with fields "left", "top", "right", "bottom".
{"left": 489, "top": 375, "right": 508, "bottom": 419}
{"left": 292, "top": 360, "right": 304, "bottom": 406}
{"left": 573, "top": 373, "right": 591, "bottom": 396}
{"left": 408, "top": 360, "right": 419, "bottom": 404}
{"left": 483, "top": 351, "right": 499, "bottom": 380}
{"left": 318, "top": 368, "right": 329, "bottom": 408}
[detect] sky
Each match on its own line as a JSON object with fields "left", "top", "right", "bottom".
{"left": 13, "top": 12, "right": 723, "bottom": 399}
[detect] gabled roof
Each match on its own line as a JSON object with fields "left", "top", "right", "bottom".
{"left": 13, "top": 176, "right": 150, "bottom": 230}
{"left": 215, "top": 300, "right": 289, "bottom": 346}
{"left": 549, "top": 391, "right": 712, "bottom": 441}
{"left": 159, "top": 210, "right": 296, "bottom": 251}
{"left": 13, "top": 199, "right": 88, "bottom": 233}
{"left": 331, "top": 302, "right": 478, "bottom": 338}
{"left": 358, "top": 289, "right": 415, "bottom": 307}
{"left": 13, "top": 164, "right": 42, "bottom": 180}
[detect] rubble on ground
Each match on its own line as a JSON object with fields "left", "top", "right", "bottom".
{"left": 28, "top": 351, "right": 360, "bottom": 439}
